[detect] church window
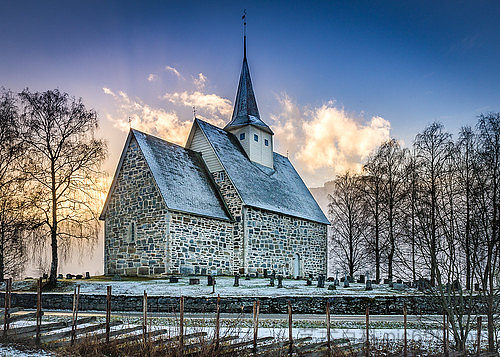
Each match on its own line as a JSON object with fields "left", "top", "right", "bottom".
{"left": 254, "top": 134, "right": 258, "bottom": 142}
{"left": 127, "top": 221, "right": 136, "bottom": 242}
{"left": 265, "top": 139, "right": 269, "bottom": 146}
{"left": 240, "top": 133, "right": 245, "bottom": 140}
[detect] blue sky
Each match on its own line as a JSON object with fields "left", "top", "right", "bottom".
{"left": 1, "top": 0, "right": 500, "bottom": 186}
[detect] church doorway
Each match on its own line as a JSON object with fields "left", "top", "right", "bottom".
{"left": 293, "top": 253, "right": 301, "bottom": 278}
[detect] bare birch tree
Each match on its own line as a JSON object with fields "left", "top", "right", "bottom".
{"left": 328, "top": 172, "right": 367, "bottom": 278}
{"left": 18, "top": 89, "right": 107, "bottom": 287}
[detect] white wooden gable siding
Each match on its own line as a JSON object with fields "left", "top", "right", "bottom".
{"left": 189, "top": 126, "right": 223, "bottom": 172}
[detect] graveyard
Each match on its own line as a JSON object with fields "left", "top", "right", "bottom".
{"left": 4, "top": 274, "right": 423, "bottom": 298}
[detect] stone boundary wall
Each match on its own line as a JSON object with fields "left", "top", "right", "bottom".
{"left": 2, "top": 293, "right": 492, "bottom": 315}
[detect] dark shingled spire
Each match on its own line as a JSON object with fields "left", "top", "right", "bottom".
{"left": 225, "top": 35, "right": 273, "bottom": 135}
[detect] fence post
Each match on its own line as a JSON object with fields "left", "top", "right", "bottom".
{"left": 106, "top": 286, "right": 111, "bottom": 343}
{"left": 288, "top": 300, "right": 293, "bottom": 355}
{"left": 403, "top": 303, "right": 407, "bottom": 357}
{"left": 215, "top": 294, "right": 220, "bottom": 351}
{"left": 71, "top": 284, "right": 80, "bottom": 345}
{"left": 35, "top": 277, "right": 42, "bottom": 345}
{"left": 365, "top": 306, "right": 369, "bottom": 357}
{"left": 179, "top": 295, "right": 184, "bottom": 352}
{"left": 143, "top": 290, "right": 148, "bottom": 347}
{"left": 253, "top": 299, "right": 260, "bottom": 353}
{"left": 326, "top": 300, "right": 331, "bottom": 356}
{"left": 476, "top": 315, "right": 482, "bottom": 356}
{"left": 3, "top": 278, "right": 11, "bottom": 336}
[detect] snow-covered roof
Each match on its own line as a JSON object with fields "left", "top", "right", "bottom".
{"left": 224, "top": 57, "right": 273, "bottom": 135}
{"left": 100, "top": 129, "right": 231, "bottom": 221}
{"left": 196, "top": 119, "right": 330, "bottom": 225}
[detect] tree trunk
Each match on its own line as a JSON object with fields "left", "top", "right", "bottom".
{"left": 0, "top": 228, "right": 4, "bottom": 282}
{"left": 49, "top": 161, "right": 58, "bottom": 287}
{"left": 375, "top": 212, "right": 380, "bottom": 282}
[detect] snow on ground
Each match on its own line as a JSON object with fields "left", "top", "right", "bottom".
{"left": 0, "top": 345, "right": 53, "bottom": 357}
{"left": 60, "top": 277, "right": 419, "bottom": 297}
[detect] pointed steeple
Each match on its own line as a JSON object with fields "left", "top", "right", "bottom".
{"left": 224, "top": 34, "right": 273, "bottom": 135}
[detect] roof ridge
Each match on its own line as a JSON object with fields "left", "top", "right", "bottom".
{"left": 132, "top": 128, "right": 200, "bottom": 155}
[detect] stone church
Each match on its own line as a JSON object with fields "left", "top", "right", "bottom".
{"left": 100, "top": 37, "right": 329, "bottom": 277}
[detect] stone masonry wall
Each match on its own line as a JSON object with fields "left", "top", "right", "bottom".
{"left": 104, "top": 137, "right": 168, "bottom": 276}
{"left": 105, "top": 137, "right": 234, "bottom": 276}
{"left": 7, "top": 292, "right": 490, "bottom": 315}
{"left": 245, "top": 206, "right": 327, "bottom": 277}
{"left": 212, "top": 171, "right": 245, "bottom": 274}
{"left": 168, "top": 211, "right": 233, "bottom": 275}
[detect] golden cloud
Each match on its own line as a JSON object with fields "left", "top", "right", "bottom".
{"left": 272, "top": 94, "right": 391, "bottom": 185}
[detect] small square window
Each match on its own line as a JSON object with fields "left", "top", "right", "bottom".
{"left": 265, "top": 139, "right": 269, "bottom": 146}
{"left": 254, "top": 134, "right": 258, "bottom": 142}
{"left": 240, "top": 133, "right": 245, "bottom": 140}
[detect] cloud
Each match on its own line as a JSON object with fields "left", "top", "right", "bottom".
{"left": 193, "top": 73, "right": 207, "bottom": 89}
{"left": 147, "top": 73, "right": 158, "bottom": 82}
{"left": 165, "top": 65, "right": 183, "bottom": 79}
{"left": 163, "top": 90, "right": 232, "bottom": 126}
{"left": 271, "top": 93, "right": 391, "bottom": 185}
{"left": 102, "top": 87, "right": 191, "bottom": 145}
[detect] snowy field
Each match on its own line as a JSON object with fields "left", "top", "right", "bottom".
{"left": 12, "top": 276, "right": 419, "bottom": 297}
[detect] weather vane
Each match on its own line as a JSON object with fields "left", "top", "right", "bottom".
{"left": 242, "top": 9, "right": 247, "bottom": 36}
{"left": 128, "top": 116, "right": 132, "bottom": 129}
{"left": 193, "top": 106, "right": 196, "bottom": 119}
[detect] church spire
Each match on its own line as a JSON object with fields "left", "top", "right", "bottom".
{"left": 224, "top": 15, "right": 273, "bottom": 135}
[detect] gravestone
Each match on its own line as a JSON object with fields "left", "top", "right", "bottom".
{"left": 189, "top": 278, "right": 200, "bottom": 285}
{"left": 396, "top": 279, "right": 403, "bottom": 284}
{"left": 277, "top": 275, "right": 283, "bottom": 288}
{"left": 76, "top": 274, "right": 83, "bottom": 279}
{"left": 317, "top": 275, "right": 325, "bottom": 288}
{"left": 334, "top": 271, "right": 339, "bottom": 287}
{"left": 169, "top": 276, "right": 179, "bottom": 283}
{"left": 452, "top": 280, "right": 461, "bottom": 291}
{"left": 416, "top": 278, "right": 431, "bottom": 291}
{"left": 349, "top": 276, "right": 355, "bottom": 283}
{"left": 112, "top": 274, "right": 122, "bottom": 281}
{"left": 269, "top": 276, "right": 275, "bottom": 287}
{"left": 85, "top": 272, "right": 90, "bottom": 279}
{"left": 365, "top": 279, "right": 373, "bottom": 291}
{"left": 393, "top": 282, "right": 407, "bottom": 291}
{"left": 263, "top": 269, "right": 268, "bottom": 278}
{"left": 358, "top": 274, "right": 365, "bottom": 284}
{"left": 207, "top": 275, "right": 214, "bottom": 286}
{"left": 383, "top": 278, "right": 391, "bottom": 285}
{"left": 245, "top": 274, "right": 251, "bottom": 280}
{"left": 42, "top": 273, "right": 48, "bottom": 279}
{"left": 328, "top": 284, "right": 336, "bottom": 290}
{"left": 474, "top": 283, "right": 481, "bottom": 292}
{"left": 57, "top": 274, "right": 63, "bottom": 280}
{"left": 233, "top": 274, "right": 240, "bottom": 287}
{"left": 343, "top": 272, "right": 349, "bottom": 288}
{"left": 66, "top": 274, "right": 73, "bottom": 279}
{"left": 306, "top": 279, "right": 312, "bottom": 286}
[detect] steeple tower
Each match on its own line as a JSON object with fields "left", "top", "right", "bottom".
{"left": 225, "top": 17, "right": 274, "bottom": 169}
{"left": 225, "top": 34, "right": 273, "bottom": 135}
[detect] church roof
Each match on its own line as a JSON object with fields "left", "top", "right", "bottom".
{"left": 100, "top": 129, "right": 232, "bottom": 222}
{"left": 196, "top": 119, "right": 330, "bottom": 225}
{"left": 224, "top": 51, "right": 273, "bottom": 135}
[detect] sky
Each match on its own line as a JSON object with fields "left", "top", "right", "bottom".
{"left": 2, "top": 1, "right": 500, "bottom": 188}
